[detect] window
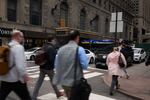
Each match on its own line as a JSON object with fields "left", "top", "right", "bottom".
{"left": 99, "top": 0, "right": 102, "bottom": 5}
{"left": 60, "top": 2, "right": 68, "bottom": 27}
{"left": 105, "top": 18, "right": 109, "bottom": 34}
{"left": 7, "top": 0, "right": 17, "bottom": 22}
{"left": 80, "top": 9, "right": 86, "bottom": 30}
{"left": 91, "top": 16, "right": 99, "bottom": 32}
{"left": 30, "top": 0, "right": 42, "bottom": 25}
{"left": 93, "top": 0, "right": 96, "bottom": 3}
{"left": 85, "top": 50, "right": 90, "bottom": 54}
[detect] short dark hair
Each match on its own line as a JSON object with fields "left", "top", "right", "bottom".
{"left": 48, "top": 35, "right": 55, "bottom": 42}
{"left": 69, "top": 30, "right": 80, "bottom": 40}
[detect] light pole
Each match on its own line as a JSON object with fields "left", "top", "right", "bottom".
{"left": 114, "top": 10, "right": 118, "bottom": 45}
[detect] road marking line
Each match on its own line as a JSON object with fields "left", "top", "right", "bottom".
{"left": 29, "top": 72, "right": 103, "bottom": 79}
{"left": 27, "top": 66, "right": 39, "bottom": 69}
{"left": 28, "top": 71, "right": 40, "bottom": 75}
{"left": 27, "top": 68, "right": 39, "bottom": 72}
{"left": 83, "top": 70, "right": 90, "bottom": 73}
{"left": 84, "top": 72, "right": 103, "bottom": 79}
{"left": 88, "top": 67, "right": 108, "bottom": 72}
{"left": 38, "top": 93, "right": 116, "bottom": 100}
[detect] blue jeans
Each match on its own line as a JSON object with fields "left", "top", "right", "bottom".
{"left": 110, "top": 75, "right": 119, "bottom": 93}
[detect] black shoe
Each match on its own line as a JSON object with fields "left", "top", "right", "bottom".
{"left": 126, "top": 75, "right": 130, "bottom": 79}
{"left": 109, "top": 92, "right": 113, "bottom": 96}
{"left": 116, "top": 84, "right": 120, "bottom": 89}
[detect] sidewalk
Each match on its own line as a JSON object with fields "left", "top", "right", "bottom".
{"left": 103, "top": 63, "right": 150, "bottom": 100}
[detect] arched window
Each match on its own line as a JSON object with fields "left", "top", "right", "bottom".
{"left": 80, "top": 9, "right": 86, "bottom": 30}
{"left": 7, "top": 0, "right": 17, "bottom": 22}
{"left": 91, "top": 16, "right": 99, "bottom": 32}
{"left": 60, "top": 2, "right": 68, "bottom": 27}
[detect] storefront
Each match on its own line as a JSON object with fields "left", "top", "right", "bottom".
{"left": 80, "top": 39, "right": 114, "bottom": 50}
{"left": 55, "top": 27, "right": 114, "bottom": 49}
{"left": 0, "top": 28, "right": 49, "bottom": 49}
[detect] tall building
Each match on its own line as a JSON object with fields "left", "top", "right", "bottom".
{"left": 132, "top": 0, "right": 150, "bottom": 43}
{"left": 0, "top": 0, "right": 135, "bottom": 48}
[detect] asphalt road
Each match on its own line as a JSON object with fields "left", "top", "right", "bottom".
{"left": 5, "top": 61, "right": 137, "bottom": 100}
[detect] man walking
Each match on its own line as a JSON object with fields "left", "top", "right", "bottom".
{"left": 119, "top": 41, "right": 130, "bottom": 79}
{"left": 0, "top": 30, "right": 31, "bottom": 100}
{"left": 32, "top": 36, "right": 63, "bottom": 100}
{"left": 53, "top": 30, "right": 88, "bottom": 100}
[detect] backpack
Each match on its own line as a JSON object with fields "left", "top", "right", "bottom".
{"left": 0, "top": 46, "right": 10, "bottom": 75}
{"left": 34, "top": 47, "right": 46, "bottom": 66}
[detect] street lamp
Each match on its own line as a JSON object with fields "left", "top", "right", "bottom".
{"left": 114, "top": 10, "right": 118, "bottom": 45}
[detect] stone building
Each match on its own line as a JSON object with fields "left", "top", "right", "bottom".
{"left": 132, "top": 0, "right": 150, "bottom": 43}
{"left": 0, "top": 0, "right": 135, "bottom": 48}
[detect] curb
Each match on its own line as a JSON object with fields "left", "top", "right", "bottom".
{"left": 102, "top": 75, "right": 144, "bottom": 100}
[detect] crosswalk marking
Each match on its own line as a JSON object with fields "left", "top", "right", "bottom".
{"left": 84, "top": 72, "right": 103, "bottom": 79}
{"left": 26, "top": 66, "right": 103, "bottom": 80}
{"left": 38, "top": 93, "right": 116, "bottom": 100}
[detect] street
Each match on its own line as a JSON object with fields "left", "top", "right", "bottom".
{"left": 6, "top": 61, "right": 139, "bottom": 100}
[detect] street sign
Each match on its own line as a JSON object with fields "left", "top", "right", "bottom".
{"left": 109, "top": 21, "right": 123, "bottom": 33}
{"left": 110, "top": 12, "right": 123, "bottom": 33}
{"left": 118, "top": 12, "right": 123, "bottom": 21}
{"left": 111, "top": 12, "right": 123, "bottom": 21}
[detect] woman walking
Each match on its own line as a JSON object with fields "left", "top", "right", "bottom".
{"left": 106, "top": 47, "right": 127, "bottom": 96}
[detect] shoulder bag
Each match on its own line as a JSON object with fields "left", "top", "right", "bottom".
{"left": 69, "top": 47, "right": 92, "bottom": 100}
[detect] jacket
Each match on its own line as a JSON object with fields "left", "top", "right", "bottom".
{"left": 40, "top": 42, "right": 57, "bottom": 70}
{"left": 106, "top": 51, "right": 126, "bottom": 76}
{"left": 0, "top": 40, "right": 27, "bottom": 82}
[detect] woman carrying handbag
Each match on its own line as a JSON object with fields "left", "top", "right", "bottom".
{"left": 106, "top": 47, "right": 127, "bottom": 96}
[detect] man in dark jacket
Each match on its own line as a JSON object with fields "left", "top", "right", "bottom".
{"left": 32, "top": 36, "right": 63, "bottom": 100}
{"left": 145, "top": 54, "right": 150, "bottom": 66}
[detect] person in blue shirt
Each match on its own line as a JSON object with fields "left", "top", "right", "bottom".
{"left": 53, "top": 30, "right": 88, "bottom": 100}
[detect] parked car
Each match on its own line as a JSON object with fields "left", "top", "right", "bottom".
{"left": 25, "top": 47, "right": 41, "bottom": 60}
{"left": 95, "top": 45, "right": 114, "bottom": 69}
{"left": 85, "top": 49, "right": 95, "bottom": 64}
{"left": 95, "top": 45, "right": 134, "bottom": 69}
{"left": 133, "top": 48, "right": 146, "bottom": 63}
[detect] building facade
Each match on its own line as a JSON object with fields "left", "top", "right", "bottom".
{"left": 109, "top": 0, "right": 135, "bottom": 41}
{"left": 0, "top": 0, "right": 135, "bottom": 48}
{"left": 132, "top": 0, "right": 150, "bottom": 43}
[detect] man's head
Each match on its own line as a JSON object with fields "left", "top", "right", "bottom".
{"left": 69, "top": 30, "right": 80, "bottom": 44}
{"left": 48, "top": 35, "right": 57, "bottom": 45}
{"left": 12, "top": 30, "right": 24, "bottom": 44}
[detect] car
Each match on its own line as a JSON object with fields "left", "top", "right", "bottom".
{"left": 95, "top": 45, "right": 114, "bottom": 69}
{"left": 85, "top": 49, "right": 95, "bottom": 64}
{"left": 95, "top": 45, "right": 134, "bottom": 69}
{"left": 133, "top": 48, "right": 146, "bottom": 63}
{"left": 25, "top": 47, "right": 41, "bottom": 60}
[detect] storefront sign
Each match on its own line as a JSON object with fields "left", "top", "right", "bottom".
{"left": 81, "top": 39, "right": 114, "bottom": 44}
{"left": 0, "top": 28, "right": 12, "bottom": 36}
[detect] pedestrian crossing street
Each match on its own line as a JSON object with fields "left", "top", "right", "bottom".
{"left": 26, "top": 66, "right": 104, "bottom": 80}
{"left": 26, "top": 66, "right": 116, "bottom": 100}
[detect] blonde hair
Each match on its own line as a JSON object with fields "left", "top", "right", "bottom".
{"left": 113, "top": 47, "right": 119, "bottom": 51}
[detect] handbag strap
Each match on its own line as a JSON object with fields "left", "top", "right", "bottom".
{"left": 73, "top": 46, "right": 84, "bottom": 85}
{"left": 74, "top": 46, "right": 79, "bottom": 84}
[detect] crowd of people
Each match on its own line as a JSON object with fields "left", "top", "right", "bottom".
{"left": 0, "top": 29, "right": 149, "bottom": 100}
